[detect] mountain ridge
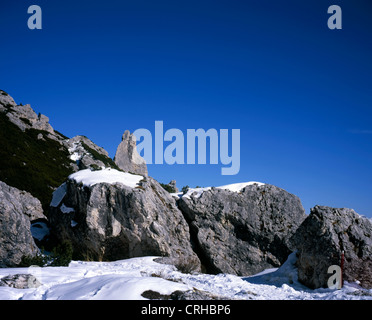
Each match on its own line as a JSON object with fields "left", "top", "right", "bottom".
{"left": 0, "top": 89, "right": 371, "bottom": 292}
{"left": 0, "top": 90, "right": 120, "bottom": 212}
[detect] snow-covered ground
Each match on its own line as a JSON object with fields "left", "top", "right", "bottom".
{"left": 0, "top": 253, "right": 371, "bottom": 300}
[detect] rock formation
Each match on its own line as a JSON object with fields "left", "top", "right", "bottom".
{"left": 0, "top": 181, "right": 45, "bottom": 267}
{"left": 291, "top": 205, "right": 372, "bottom": 289}
{"left": 0, "top": 90, "right": 125, "bottom": 211}
{"left": 114, "top": 130, "right": 148, "bottom": 176}
{"left": 49, "top": 175, "right": 200, "bottom": 271}
{"left": 178, "top": 183, "right": 306, "bottom": 275}
{"left": 0, "top": 90, "right": 63, "bottom": 141}
{"left": 65, "top": 135, "right": 119, "bottom": 171}
{"left": 168, "top": 180, "right": 179, "bottom": 193}
{"left": 2, "top": 89, "right": 372, "bottom": 295}
{"left": 0, "top": 274, "right": 41, "bottom": 289}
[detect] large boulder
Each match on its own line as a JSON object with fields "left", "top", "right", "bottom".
{"left": 49, "top": 170, "right": 200, "bottom": 271}
{"left": 0, "top": 181, "right": 44, "bottom": 267}
{"left": 291, "top": 205, "right": 372, "bottom": 289}
{"left": 178, "top": 183, "right": 306, "bottom": 276}
{"left": 114, "top": 130, "right": 148, "bottom": 176}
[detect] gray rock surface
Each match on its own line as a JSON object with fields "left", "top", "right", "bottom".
{"left": 114, "top": 130, "right": 148, "bottom": 176}
{"left": 0, "top": 90, "right": 65, "bottom": 141}
{"left": 168, "top": 180, "right": 179, "bottom": 193}
{"left": 0, "top": 181, "right": 44, "bottom": 267}
{"left": 65, "top": 135, "right": 114, "bottom": 171}
{"left": 49, "top": 176, "right": 200, "bottom": 271}
{"left": 178, "top": 184, "right": 306, "bottom": 276}
{"left": 291, "top": 205, "right": 372, "bottom": 289}
{"left": 171, "top": 289, "right": 233, "bottom": 300}
{"left": 0, "top": 274, "right": 41, "bottom": 289}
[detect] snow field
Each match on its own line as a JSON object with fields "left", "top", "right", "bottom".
{"left": 0, "top": 254, "right": 371, "bottom": 300}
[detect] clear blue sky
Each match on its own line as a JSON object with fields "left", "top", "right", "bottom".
{"left": 1, "top": 0, "right": 371, "bottom": 217}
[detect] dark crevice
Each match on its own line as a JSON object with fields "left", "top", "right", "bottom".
{"left": 176, "top": 199, "right": 220, "bottom": 275}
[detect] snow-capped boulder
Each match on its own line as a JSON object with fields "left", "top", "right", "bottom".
{"left": 178, "top": 183, "right": 306, "bottom": 276}
{"left": 291, "top": 205, "right": 372, "bottom": 289}
{"left": 49, "top": 169, "right": 200, "bottom": 271}
{"left": 0, "top": 181, "right": 44, "bottom": 267}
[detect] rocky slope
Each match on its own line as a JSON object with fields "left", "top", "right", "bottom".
{"left": 0, "top": 90, "right": 121, "bottom": 212}
{"left": 1, "top": 89, "right": 371, "bottom": 292}
{"left": 0, "top": 181, "right": 45, "bottom": 267}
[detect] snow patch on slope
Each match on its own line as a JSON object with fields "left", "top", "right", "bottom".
{"left": 50, "top": 183, "right": 67, "bottom": 207}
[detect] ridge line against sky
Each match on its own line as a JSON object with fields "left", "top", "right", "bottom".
{"left": 1, "top": 0, "right": 371, "bottom": 217}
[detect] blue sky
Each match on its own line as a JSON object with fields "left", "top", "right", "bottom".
{"left": 1, "top": 0, "right": 372, "bottom": 217}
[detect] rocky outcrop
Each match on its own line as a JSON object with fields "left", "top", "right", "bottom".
{"left": 168, "top": 180, "right": 179, "bottom": 193}
{"left": 48, "top": 175, "right": 200, "bottom": 271}
{"left": 0, "top": 90, "right": 63, "bottom": 141}
{"left": 0, "top": 181, "right": 44, "bottom": 267}
{"left": 291, "top": 205, "right": 372, "bottom": 289}
{"left": 65, "top": 135, "right": 118, "bottom": 171}
{"left": 178, "top": 183, "right": 306, "bottom": 276}
{"left": 114, "top": 130, "right": 148, "bottom": 176}
{"left": 0, "top": 274, "right": 41, "bottom": 289}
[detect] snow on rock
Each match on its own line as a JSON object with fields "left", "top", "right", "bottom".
{"left": 60, "top": 203, "right": 74, "bottom": 214}
{"left": 173, "top": 181, "right": 265, "bottom": 199}
{"left": 68, "top": 168, "right": 143, "bottom": 188}
{"left": 50, "top": 183, "right": 67, "bottom": 207}
{"left": 217, "top": 181, "right": 265, "bottom": 192}
{"left": 30, "top": 221, "right": 50, "bottom": 241}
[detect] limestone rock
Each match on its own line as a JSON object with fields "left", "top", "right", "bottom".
{"left": 168, "top": 180, "right": 179, "bottom": 193}
{"left": 114, "top": 130, "right": 148, "bottom": 176}
{"left": 0, "top": 181, "right": 44, "bottom": 267}
{"left": 0, "top": 274, "right": 41, "bottom": 289}
{"left": 0, "top": 90, "right": 16, "bottom": 108}
{"left": 48, "top": 176, "right": 200, "bottom": 271}
{"left": 291, "top": 205, "right": 372, "bottom": 289}
{"left": 0, "top": 90, "right": 64, "bottom": 141}
{"left": 178, "top": 183, "right": 306, "bottom": 276}
{"left": 65, "top": 135, "right": 115, "bottom": 171}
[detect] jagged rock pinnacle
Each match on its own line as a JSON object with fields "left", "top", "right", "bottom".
{"left": 114, "top": 130, "right": 148, "bottom": 176}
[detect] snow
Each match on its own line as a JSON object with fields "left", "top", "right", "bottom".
{"left": 60, "top": 203, "right": 74, "bottom": 214}
{"left": 50, "top": 169, "right": 143, "bottom": 208}
{"left": 68, "top": 168, "right": 143, "bottom": 188}
{"left": 50, "top": 183, "right": 67, "bottom": 207}
{"left": 173, "top": 181, "right": 265, "bottom": 199}
{"left": 217, "top": 181, "right": 265, "bottom": 192}
{"left": 68, "top": 142, "right": 82, "bottom": 161}
{"left": 30, "top": 221, "right": 50, "bottom": 241}
{"left": 0, "top": 254, "right": 371, "bottom": 300}
{"left": 69, "top": 153, "right": 81, "bottom": 161}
